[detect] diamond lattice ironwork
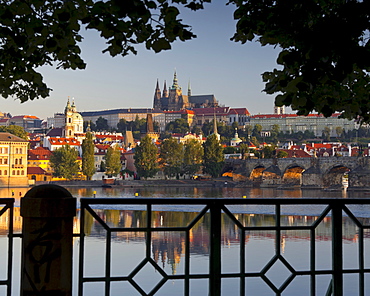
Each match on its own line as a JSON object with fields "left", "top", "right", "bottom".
{"left": 262, "top": 255, "right": 296, "bottom": 292}
{"left": 130, "top": 259, "right": 167, "bottom": 294}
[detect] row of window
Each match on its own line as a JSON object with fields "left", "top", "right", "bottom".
{"left": 0, "top": 158, "right": 23, "bottom": 165}
{"left": 0, "top": 148, "right": 8, "bottom": 154}
{"left": 28, "top": 161, "right": 48, "bottom": 165}
{"left": 0, "top": 147, "right": 24, "bottom": 154}
{"left": 0, "top": 170, "right": 25, "bottom": 176}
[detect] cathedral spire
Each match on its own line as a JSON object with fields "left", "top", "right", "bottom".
{"left": 154, "top": 79, "right": 161, "bottom": 98}
{"left": 155, "top": 79, "right": 160, "bottom": 92}
{"left": 163, "top": 80, "right": 168, "bottom": 98}
{"left": 188, "top": 80, "right": 191, "bottom": 97}
{"left": 153, "top": 79, "right": 162, "bottom": 109}
{"left": 171, "top": 70, "right": 180, "bottom": 90}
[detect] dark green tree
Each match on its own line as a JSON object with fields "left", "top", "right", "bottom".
{"left": 322, "top": 127, "right": 331, "bottom": 142}
{"left": 117, "top": 118, "right": 128, "bottom": 132}
{"left": 252, "top": 124, "right": 262, "bottom": 138}
{"left": 0, "top": 125, "right": 28, "bottom": 140}
{"left": 96, "top": 117, "right": 109, "bottom": 131}
{"left": 203, "top": 134, "right": 224, "bottom": 178}
{"left": 335, "top": 126, "right": 344, "bottom": 139}
{"left": 82, "top": 131, "right": 95, "bottom": 180}
{"left": 261, "top": 146, "right": 275, "bottom": 159}
{"left": 250, "top": 136, "right": 260, "bottom": 148}
{"left": 105, "top": 145, "right": 122, "bottom": 177}
{"left": 132, "top": 115, "right": 147, "bottom": 132}
{"left": 201, "top": 120, "right": 215, "bottom": 136}
{"left": 224, "top": 146, "right": 236, "bottom": 154}
{"left": 50, "top": 145, "right": 79, "bottom": 180}
{"left": 231, "top": 0, "right": 370, "bottom": 122}
{"left": 191, "top": 125, "right": 203, "bottom": 135}
{"left": 270, "top": 124, "right": 280, "bottom": 144}
{"left": 159, "top": 137, "right": 184, "bottom": 178}
{"left": 100, "top": 160, "right": 106, "bottom": 172}
{"left": 238, "top": 143, "right": 249, "bottom": 160}
{"left": 277, "top": 150, "right": 288, "bottom": 158}
{"left": 3, "top": 1, "right": 370, "bottom": 122}
{"left": 183, "top": 139, "right": 204, "bottom": 177}
{"left": 117, "top": 117, "right": 147, "bottom": 135}
{"left": 0, "top": 0, "right": 206, "bottom": 102}
{"left": 83, "top": 120, "right": 96, "bottom": 132}
{"left": 134, "top": 135, "right": 159, "bottom": 179}
{"left": 165, "top": 118, "right": 190, "bottom": 134}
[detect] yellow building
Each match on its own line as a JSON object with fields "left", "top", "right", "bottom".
{"left": 0, "top": 133, "right": 29, "bottom": 187}
{"left": 27, "top": 147, "right": 53, "bottom": 182}
{"left": 27, "top": 146, "right": 53, "bottom": 173}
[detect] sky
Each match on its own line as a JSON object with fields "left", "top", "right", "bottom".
{"left": 0, "top": 1, "right": 286, "bottom": 121}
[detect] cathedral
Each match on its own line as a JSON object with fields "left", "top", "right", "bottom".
{"left": 153, "top": 71, "right": 218, "bottom": 111}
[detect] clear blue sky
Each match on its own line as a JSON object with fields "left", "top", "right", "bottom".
{"left": 1, "top": 2, "right": 286, "bottom": 121}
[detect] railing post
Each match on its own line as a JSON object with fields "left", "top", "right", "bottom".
{"left": 209, "top": 202, "right": 221, "bottom": 296}
{"left": 331, "top": 202, "right": 343, "bottom": 296}
{"left": 20, "top": 184, "right": 76, "bottom": 296}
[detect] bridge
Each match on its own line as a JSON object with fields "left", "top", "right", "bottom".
{"left": 225, "top": 156, "right": 370, "bottom": 190}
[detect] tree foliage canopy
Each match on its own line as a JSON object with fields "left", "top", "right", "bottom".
{"left": 183, "top": 139, "right": 204, "bottom": 176}
{"left": 0, "top": 0, "right": 208, "bottom": 102}
{"left": 134, "top": 135, "right": 159, "bottom": 179}
{"left": 0, "top": 125, "right": 28, "bottom": 139}
{"left": 82, "top": 131, "right": 95, "bottom": 180}
{"left": 203, "top": 134, "right": 224, "bottom": 178}
{"left": 165, "top": 118, "right": 190, "bottom": 134}
{"left": 159, "top": 137, "right": 184, "bottom": 178}
{"left": 3, "top": 0, "right": 370, "bottom": 121}
{"left": 231, "top": 0, "right": 370, "bottom": 122}
{"left": 105, "top": 145, "right": 121, "bottom": 177}
{"left": 50, "top": 145, "right": 79, "bottom": 180}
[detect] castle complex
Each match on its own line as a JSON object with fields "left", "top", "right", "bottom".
{"left": 153, "top": 71, "right": 218, "bottom": 111}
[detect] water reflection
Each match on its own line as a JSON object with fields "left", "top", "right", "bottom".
{"left": 1, "top": 186, "right": 370, "bottom": 295}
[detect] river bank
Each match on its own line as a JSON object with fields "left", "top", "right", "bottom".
{"left": 43, "top": 178, "right": 237, "bottom": 188}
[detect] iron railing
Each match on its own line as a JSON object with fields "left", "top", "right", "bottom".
{"left": 78, "top": 198, "right": 370, "bottom": 296}
{"left": 1, "top": 197, "right": 370, "bottom": 295}
{"left": 0, "top": 198, "right": 14, "bottom": 296}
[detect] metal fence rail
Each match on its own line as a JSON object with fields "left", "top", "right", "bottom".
{"left": 0, "top": 198, "right": 14, "bottom": 296}
{"left": 78, "top": 198, "right": 370, "bottom": 296}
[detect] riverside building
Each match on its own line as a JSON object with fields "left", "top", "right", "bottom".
{"left": 0, "top": 133, "right": 28, "bottom": 187}
{"left": 249, "top": 113, "right": 357, "bottom": 137}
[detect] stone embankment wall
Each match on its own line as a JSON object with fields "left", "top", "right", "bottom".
{"left": 38, "top": 179, "right": 237, "bottom": 188}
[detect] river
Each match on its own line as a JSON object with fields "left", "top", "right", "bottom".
{"left": 1, "top": 186, "right": 370, "bottom": 295}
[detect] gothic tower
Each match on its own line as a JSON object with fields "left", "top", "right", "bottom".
{"left": 163, "top": 80, "right": 168, "bottom": 98}
{"left": 153, "top": 79, "right": 162, "bottom": 110}
{"left": 168, "top": 71, "right": 186, "bottom": 111}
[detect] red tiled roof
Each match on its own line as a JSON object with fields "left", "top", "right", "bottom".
{"left": 11, "top": 115, "right": 40, "bottom": 120}
{"left": 49, "top": 137, "right": 80, "bottom": 146}
{"left": 193, "top": 107, "right": 230, "bottom": 115}
{"left": 95, "top": 144, "right": 110, "bottom": 150}
{"left": 28, "top": 147, "right": 52, "bottom": 160}
{"left": 251, "top": 113, "right": 342, "bottom": 119}
{"left": 27, "top": 167, "right": 50, "bottom": 174}
{"left": 230, "top": 108, "right": 250, "bottom": 116}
